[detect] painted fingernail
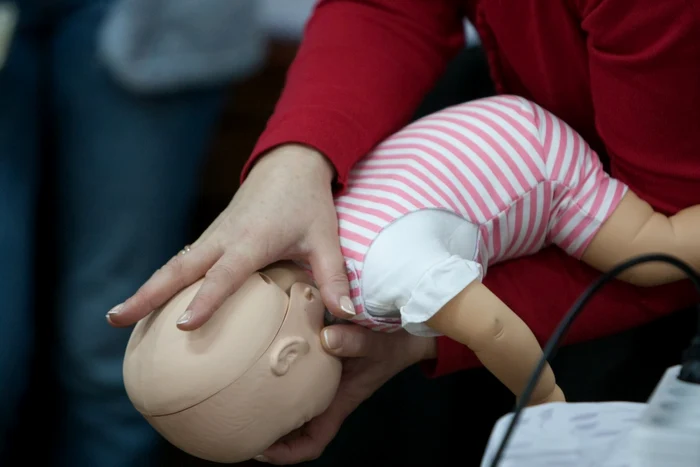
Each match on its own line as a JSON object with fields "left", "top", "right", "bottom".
{"left": 322, "top": 328, "right": 342, "bottom": 350}
{"left": 176, "top": 310, "right": 193, "bottom": 325}
{"left": 253, "top": 455, "right": 269, "bottom": 462}
{"left": 106, "top": 304, "right": 123, "bottom": 321}
{"left": 339, "top": 296, "right": 355, "bottom": 316}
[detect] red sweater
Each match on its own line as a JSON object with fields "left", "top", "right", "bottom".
{"left": 244, "top": 0, "right": 700, "bottom": 377}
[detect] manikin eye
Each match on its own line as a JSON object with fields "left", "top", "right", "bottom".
{"left": 258, "top": 273, "right": 273, "bottom": 285}
{"left": 257, "top": 272, "right": 294, "bottom": 296}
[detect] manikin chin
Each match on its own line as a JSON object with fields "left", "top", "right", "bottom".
{"left": 123, "top": 262, "right": 342, "bottom": 463}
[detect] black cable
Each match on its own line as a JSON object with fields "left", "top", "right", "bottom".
{"left": 487, "top": 253, "right": 700, "bottom": 467}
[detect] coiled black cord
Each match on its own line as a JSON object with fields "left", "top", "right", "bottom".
{"left": 487, "top": 253, "right": 700, "bottom": 467}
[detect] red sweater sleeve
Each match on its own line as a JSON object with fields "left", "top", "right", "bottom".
{"left": 425, "top": 0, "right": 700, "bottom": 377}
{"left": 241, "top": 0, "right": 466, "bottom": 189}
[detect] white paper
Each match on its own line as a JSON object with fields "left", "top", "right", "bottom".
{"left": 481, "top": 401, "right": 646, "bottom": 467}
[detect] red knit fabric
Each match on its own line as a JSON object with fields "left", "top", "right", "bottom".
{"left": 243, "top": 0, "right": 700, "bottom": 377}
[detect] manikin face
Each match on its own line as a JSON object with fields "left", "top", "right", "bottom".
{"left": 123, "top": 262, "right": 342, "bottom": 463}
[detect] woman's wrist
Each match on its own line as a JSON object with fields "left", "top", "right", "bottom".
{"left": 422, "top": 337, "right": 438, "bottom": 361}
{"left": 410, "top": 336, "right": 437, "bottom": 363}
{"left": 251, "top": 144, "right": 336, "bottom": 185}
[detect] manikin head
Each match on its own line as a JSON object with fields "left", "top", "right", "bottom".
{"left": 123, "top": 262, "right": 342, "bottom": 463}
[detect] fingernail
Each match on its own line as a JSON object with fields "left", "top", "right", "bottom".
{"left": 176, "top": 310, "right": 193, "bottom": 325}
{"left": 106, "top": 304, "right": 123, "bottom": 321}
{"left": 253, "top": 455, "right": 269, "bottom": 463}
{"left": 339, "top": 296, "right": 355, "bottom": 316}
{"left": 322, "top": 328, "right": 342, "bottom": 350}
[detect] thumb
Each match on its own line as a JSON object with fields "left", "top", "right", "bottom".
{"left": 307, "top": 233, "right": 355, "bottom": 320}
{"left": 320, "top": 324, "right": 378, "bottom": 358}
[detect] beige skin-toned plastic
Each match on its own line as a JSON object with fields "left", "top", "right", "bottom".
{"left": 124, "top": 191, "right": 700, "bottom": 463}
{"left": 425, "top": 191, "right": 700, "bottom": 406}
{"left": 123, "top": 261, "right": 341, "bottom": 464}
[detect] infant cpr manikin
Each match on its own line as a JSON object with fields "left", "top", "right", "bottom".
{"left": 123, "top": 95, "right": 700, "bottom": 463}
{"left": 123, "top": 261, "right": 341, "bottom": 463}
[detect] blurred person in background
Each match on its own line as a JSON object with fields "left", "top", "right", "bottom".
{"left": 0, "top": 0, "right": 263, "bottom": 465}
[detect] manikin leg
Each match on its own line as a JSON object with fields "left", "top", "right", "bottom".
{"left": 427, "top": 282, "right": 565, "bottom": 405}
{"left": 424, "top": 190, "right": 700, "bottom": 405}
{"left": 581, "top": 191, "right": 700, "bottom": 286}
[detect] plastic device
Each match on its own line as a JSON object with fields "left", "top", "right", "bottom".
{"left": 488, "top": 253, "right": 700, "bottom": 467}
{"left": 627, "top": 363, "right": 700, "bottom": 466}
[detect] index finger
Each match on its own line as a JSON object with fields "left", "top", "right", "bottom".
{"left": 106, "top": 242, "right": 222, "bottom": 327}
{"left": 176, "top": 237, "right": 275, "bottom": 330}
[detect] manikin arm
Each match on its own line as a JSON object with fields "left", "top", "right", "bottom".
{"left": 426, "top": 282, "right": 565, "bottom": 406}
{"left": 581, "top": 191, "right": 700, "bottom": 286}
{"left": 423, "top": 190, "right": 700, "bottom": 403}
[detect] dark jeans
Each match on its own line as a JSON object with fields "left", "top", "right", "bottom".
{"left": 306, "top": 46, "right": 697, "bottom": 467}
{"left": 0, "top": 1, "right": 225, "bottom": 465}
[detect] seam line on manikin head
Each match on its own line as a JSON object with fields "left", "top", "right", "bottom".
{"left": 149, "top": 290, "right": 296, "bottom": 417}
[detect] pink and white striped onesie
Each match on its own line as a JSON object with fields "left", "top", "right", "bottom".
{"left": 333, "top": 95, "right": 628, "bottom": 337}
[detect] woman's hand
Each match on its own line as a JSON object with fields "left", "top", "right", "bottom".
{"left": 106, "top": 144, "right": 355, "bottom": 330}
{"left": 254, "top": 324, "right": 437, "bottom": 465}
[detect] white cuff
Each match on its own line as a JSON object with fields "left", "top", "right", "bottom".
{"left": 400, "top": 255, "right": 483, "bottom": 337}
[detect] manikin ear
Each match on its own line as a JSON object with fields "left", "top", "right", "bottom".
{"left": 269, "top": 336, "right": 311, "bottom": 376}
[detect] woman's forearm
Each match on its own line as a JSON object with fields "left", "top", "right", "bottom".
{"left": 242, "top": 0, "right": 466, "bottom": 190}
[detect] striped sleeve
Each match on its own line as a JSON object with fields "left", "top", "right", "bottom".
{"left": 542, "top": 117, "right": 628, "bottom": 259}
